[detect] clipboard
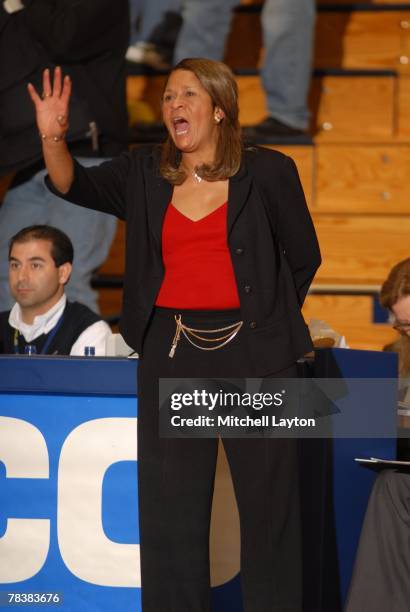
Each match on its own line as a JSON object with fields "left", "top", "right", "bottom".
{"left": 355, "top": 457, "right": 410, "bottom": 471}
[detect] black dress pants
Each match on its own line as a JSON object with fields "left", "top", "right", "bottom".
{"left": 137, "top": 307, "right": 302, "bottom": 612}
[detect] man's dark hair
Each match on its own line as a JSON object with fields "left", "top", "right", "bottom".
{"left": 8, "top": 225, "right": 74, "bottom": 267}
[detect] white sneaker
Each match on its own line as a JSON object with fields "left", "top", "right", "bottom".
{"left": 126, "top": 42, "right": 170, "bottom": 70}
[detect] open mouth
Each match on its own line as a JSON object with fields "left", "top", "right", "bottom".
{"left": 173, "top": 117, "right": 189, "bottom": 135}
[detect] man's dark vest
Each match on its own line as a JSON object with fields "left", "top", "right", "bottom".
{"left": 0, "top": 302, "right": 101, "bottom": 355}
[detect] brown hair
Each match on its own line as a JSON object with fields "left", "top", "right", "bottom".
{"left": 9, "top": 225, "right": 74, "bottom": 267}
{"left": 380, "top": 258, "right": 410, "bottom": 310}
{"left": 381, "top": 259, "right": 410, "bottom": 376}
{"left": 160, "top": 58, "right": 242, "bottom": 184}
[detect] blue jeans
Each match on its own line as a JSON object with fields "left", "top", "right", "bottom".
{"left": 0, "top": 158, "right": 116, "bottom": 313}
{"left": 129, "top": 0, "right": 181, "bottom": 44}
{"left": 173, "top": 0, "right": 238, "bottom": 63}
{"left": 174, "top": 0, "right": 315, "bottom": 129}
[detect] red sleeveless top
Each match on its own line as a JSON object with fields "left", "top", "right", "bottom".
{"left": 155, "top": 202, "right": 240, "bottom": 309}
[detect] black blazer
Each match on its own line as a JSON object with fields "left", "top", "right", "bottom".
{"left": 0, "top": 0, "right": 129, "bottom": 177}
{"left": 49, "top": 145, "right": 321, "bottom": 375}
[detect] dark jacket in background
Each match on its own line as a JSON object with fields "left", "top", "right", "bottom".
{"left": 0, "top": 301, "right": 101, "bottom": 355}
{"left": 0, "top": 0, "right": 129, "bottom": 180}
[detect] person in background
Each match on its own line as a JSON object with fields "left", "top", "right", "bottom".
{"left": 345, "top": 258, "right": 410, "bottom": 612}
{"left": 173, "top": 0, "right": 316, "bottom": 138}
{"left": 381, "top": 258, "right": 410, "bottom": 381}
{"left": 344, "top": 470, "right": 410, "bottom": 612}
{"left": 0, "top": 226, "right": 111, "bottom": 356}
{"left": 0, "top": 0, "right": 129, "bottom": 313}
{"left": 127, "top": 0, "right": 182, "bottom": 69}
{"left": 28, "top": 58, "right": 320, "bottom": 611}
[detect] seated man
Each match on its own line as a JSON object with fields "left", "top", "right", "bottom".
{"left": 0, "top": 225, "right": 111, "bottom": 356}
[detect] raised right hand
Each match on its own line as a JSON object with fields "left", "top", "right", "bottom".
{"left": 27, "top": 66, "right": 72, "bottom": 142}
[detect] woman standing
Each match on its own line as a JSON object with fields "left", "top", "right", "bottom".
{"left": 28, "top": 59, "right": 321, "bottom": 612}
